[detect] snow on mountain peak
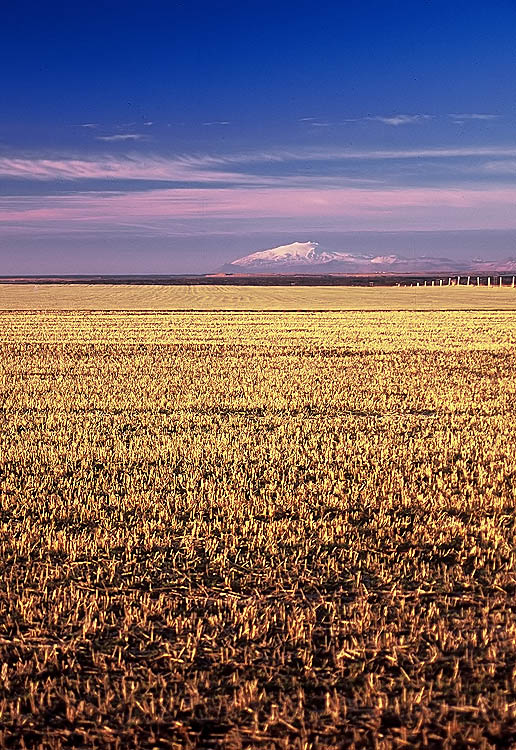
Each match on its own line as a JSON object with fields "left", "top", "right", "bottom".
{"left": 231, "top": 241, "right": 322, "bottom": 266}
{"left": 370, "top": 255, "right": 399, "bottom": 265}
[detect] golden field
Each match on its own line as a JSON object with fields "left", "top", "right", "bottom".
{"left": 1, "top": 283, "right": 516, "bottom": 311}
{"left": 1, "top": 306, "right": 516, "bottom": 749}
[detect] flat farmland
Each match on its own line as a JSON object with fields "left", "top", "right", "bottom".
{"left": 1, "top": 307, "right": 516, "bottom": 749}
{"left": 1, "top": 283, "right": 516, "bottom": 311}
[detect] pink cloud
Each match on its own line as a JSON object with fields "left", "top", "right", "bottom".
{"left": 2, "top": 186, "right": 516, "bottom": 231}
{"left": 0, "top": 155, "right": 242, "bottom": 183}
{"left": 3, "top": 146, "right": 516, "bottom": 184}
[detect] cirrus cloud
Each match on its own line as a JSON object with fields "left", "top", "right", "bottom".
{"left": 95, "top": 134, "right": 147, "bottom": 142}
{"left": 2, "top": 185, "right": 516, "bottom": 230}
{"left": 3, "top": 145, "right": 516, "bottom": 184}
{"left": 366, "top": 114, "right": 433, "bottom": 126}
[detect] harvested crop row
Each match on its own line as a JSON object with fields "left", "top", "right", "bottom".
{"left": 0, "top": 311, "right": 515, "bottom": 749}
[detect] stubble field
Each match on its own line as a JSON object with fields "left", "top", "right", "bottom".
{"left": 2, "top": 283, "right": 516, "bottom": 311}
{"left": 1, "top": 300, "right": 516, "bottom": 749}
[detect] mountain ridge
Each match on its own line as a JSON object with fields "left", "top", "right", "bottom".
{"left": 221, "top": 241, "right": 516, "bottom": 275}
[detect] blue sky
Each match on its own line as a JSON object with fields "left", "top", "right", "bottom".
{"left": 1, "top": 0, "right": 516, "bottom": 273}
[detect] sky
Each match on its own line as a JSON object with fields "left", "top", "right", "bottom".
{"left": 1, "top": 0, "right": 516, "bottom": 273}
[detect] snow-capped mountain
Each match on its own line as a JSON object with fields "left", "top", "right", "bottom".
{"left": 223, "top": 241, "right": 375, "bottom": 272}
{"left": 229, "top": 241, "right": 338, "bottom": 267}
{"left": 220, "top": 241, "right": 516, "bottom": 275}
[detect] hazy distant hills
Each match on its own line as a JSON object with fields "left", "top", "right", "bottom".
{"left": 220, "top": 241, "right": 516, "bottom": 275}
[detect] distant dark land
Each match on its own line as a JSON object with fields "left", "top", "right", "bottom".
{"left": 0, "top": 273, "right": 513, "bottom": 287}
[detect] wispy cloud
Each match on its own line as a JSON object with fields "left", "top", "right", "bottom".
{"left": 478, "top": 160, "right": 516, "bottom": 174}
{"left": 366, "top": 114, "right": 433, "bottom": 126}
{"left": 0, "top": 154, "right": 246, "bottom": 183}
{"left": 79, "top": 123, "right": 98, "bottom": 129}
{"left": 340, "top": 114, "right": 499, "bottom": 126}
{"left": 3, "top": 146, "right": 516, "bottom": 188}
{"left": 3, "top": 186, "right": 516, "bottom": 235}
{"left": 299, "top": 117, "right": 332, "bottom": 126}
{"left": 96, "top": 134, "right": 147, "bottom": 142}
{"left": 203, "top": 121, "right": 231, "bottom": 126}
{"left": 3, "top": 141, "right": 516, "bottom": 238}
{"left": 211, "top": 145, "right": 516, "bottom": 164}
{"left": 449, "top": 113, "right": 500, "bottom": 121}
